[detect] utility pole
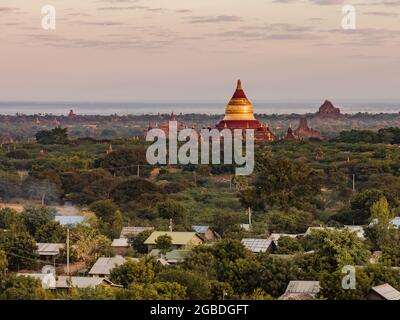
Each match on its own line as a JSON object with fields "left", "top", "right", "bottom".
{"left": 248, "top": 207, "right": 252, "bottom": 229}
{"left": 66, "top": 228, "right": 70, "bottom": 277}
{"left": 169, "top": 219, "right": 173, "bottom": 232}
{"left": 352, "top": 174, "right": 356, "bottom": 192}
{"left": 137, "top": 164, "right": 140, "bottom": 177}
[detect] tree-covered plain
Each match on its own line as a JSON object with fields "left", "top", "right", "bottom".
{"left": 0, "top": 127, "right": 400, "bottom": 299}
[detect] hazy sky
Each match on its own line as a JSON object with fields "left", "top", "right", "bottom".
{"left": 1, "top": 0, "right": 400, "bottom": 102}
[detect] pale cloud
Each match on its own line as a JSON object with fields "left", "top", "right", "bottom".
{"left": 175, "top": 9, "right": 192, "bottom": 14}
{"left": 185, "top": 15, "right": 243, "bottom": 24}
{"left": 206, "top": 23, "right": 321, "bottom": 41}
{"left": 356, "top": 0, "right": 400, "bottom": 6}
{"left": 309, "top": 0, "right": 345, "bottom": 4}
{"left": 97, "top": 0, "right": 141, "bottom": 3}
{"left": 365, "top": 11, "right": 399, "bottom": 17}
{"left": 1, "top": 0, "right": 400, "bottom": 101}
{"left": 0, "top": 7, "right": 20, "bottom": 13}
{"left": 322, "top": 28, "right": 400, "bottom": 45}
{"left": 98, "top": 6, "right": 148, "bottom": 11}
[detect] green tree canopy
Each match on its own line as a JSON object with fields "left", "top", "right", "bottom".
{"left": 157, "top": 200, "right": 188, "bottom": 226}
{"left": 110, "top": 258, "right": 155, "bottom": 288}
{"left": 241, "top": 154, "right": 323, "bottom": 211}
{"left": 319, "top": 268, "right": 371, "bottom": 300}
{"left": 304, "top": 229, "right": 370, "bottom": 273}
{"left": 128, "top": 230, "right": 154, "bottom": 254}
{"left": 119, "top": 282, "right": 187, "bottom": 300}
{"left": 0, "top": 274, "right": 47, "bottom": 300}
{"left": 0, "top": 231, "right": 38, "bottom": 270}
{"left": 157, "top": 269, "right": 211, "bottom": 300}
{"left": 34, "top": 221, "right": 66, "bottom": 243}
{"left": 20, "top": 206, "right": 56, "bottom": 236}
{"left": 89, "top": 200, "right": 120, "bottom": 224}
{"left": 35, "top": 127, "right": 69, "bottom": 145}
{"left": 155, "top": 234, "right": 173, "bottom": 253}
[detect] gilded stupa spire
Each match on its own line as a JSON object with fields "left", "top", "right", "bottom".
{"left": 223, "top": 79, "right": 255, "bottom": 121}
{"left": 237, "top": 79, "right": 243, "bottom": 90}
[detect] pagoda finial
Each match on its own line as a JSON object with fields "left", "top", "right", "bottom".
{"left": 237, "top": 79, "right": 242, "bottom": 90}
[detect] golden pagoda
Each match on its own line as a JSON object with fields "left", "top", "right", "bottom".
{"left": 216, "top": 80, "right": 276, "bottom": 141}
{"left": 223, "top": 80, "right": 255, "bottom": 121}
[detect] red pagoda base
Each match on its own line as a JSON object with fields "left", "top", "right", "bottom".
{"left": 216, "top": 119, "right": 276, "bottom": 142}
{"left": 216, "top": 119, "right": 263, "bottom": 130}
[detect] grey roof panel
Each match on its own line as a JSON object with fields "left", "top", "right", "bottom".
{"left": 241, "top": 238, "right": 273, "bottom": 253}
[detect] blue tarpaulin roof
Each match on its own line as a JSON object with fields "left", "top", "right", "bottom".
{"left": 192, "top": 226, "right": 209, "bottom": 233}
{"left": 55, "top": 215, "right": 85, "bottom": 226}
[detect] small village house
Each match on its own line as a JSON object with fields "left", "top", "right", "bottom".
{"left": 89, "top": 256, "right": 138, "bottom": 278}
{"left": 241, "top": 238, "right": 276, "bottom": 253}
{"left": 144, "top": 231, "right": 204, "bottom": 251}
{"left": 120, "top": 226, "right": 154, "bottom": 238}
{"left": 279, "top": 281, "right": 321, "bottom": 300}
{"left": 111, "top": 238, "right": 130, "bottom": 256}
{"left": 367, "top": 284, "right": 400, "bottom": 300}
{"left": 191, "top": 226, "right": 220, "bottom": 242}
{"left": 36, "top": 243, "right": 64, "bottom": 263}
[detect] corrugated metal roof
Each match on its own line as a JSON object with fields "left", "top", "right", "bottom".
{"left": 88, "top": 256, "right": 127, "bottom": 275}
{"left": 372, "top": 284, "right": 400, "bottom": 300}
{"left": 241, "top": 238, "right": 274, "bottom": 253}
{"left": 285, "top": 281, "right": 321, "bottom": 295}
{"left": 120, "top": 227, "right": 154, "bottom": 238}
{"left": 37, "top": 243, "right": 64, "bottom": 256}
{"left": 88, "top": 256, "right": 139, "bottom": 275}
{"left": 144, "top": 231, "right": 198, "bottom": 245}
{"left": 111, "top": 238, "right": 129, "bottom": 247}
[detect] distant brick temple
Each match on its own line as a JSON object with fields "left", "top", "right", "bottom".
{"left": 68, "top": 109, "right": 77, "bottom": 117}
{"left": 314, "top": 100, "right": 345, "bottom": 119}
{"left": 294, "top": 117, "right": 321, "bottom": 139}
{"left": 283, "top": 125, "right": 299, "bottom": 141}
{"left": 216, "top": 80, "right": 276, "bottom": 141}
